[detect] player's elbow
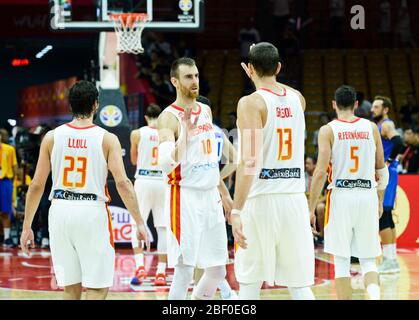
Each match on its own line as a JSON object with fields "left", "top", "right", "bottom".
{"left": 313, "top": 168, "right": 328, "bottom": 179}
{"left": 28, "top": 180, "right": 45, "bottom": 195}
{"left": 115, "top": 178, "right": 133, "bottom": 195}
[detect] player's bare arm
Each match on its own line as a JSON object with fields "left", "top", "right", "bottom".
{"left": 20, "top": 130, "right": 54, "bottom": 255}
{"left": 231, "top": 94, "right": 265, "bottom": 249}
{"left": 372, "top": 122, "right": 387, "bottom": 218}
{"left": 309, "top": 125, "right": 333, "bottom": 230}
{"left": 105, "top": 132, "right": 149, "bottom": 249}
{"left": 130, "top": 129, "right": 140, "bottom": 166}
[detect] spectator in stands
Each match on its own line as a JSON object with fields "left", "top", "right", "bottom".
{"left": 280, "top": 23, "right": 300, "bottom": 58}
{"left": 150, "top": 72, "right": 173, "bottom": 107}
{"left": 378, "top": 0, "right": 392, "bottom": 48}
{"left": 270, "top": 0, "right": 291, "bottom": 48}
{"left": 399, "top": 92, "right": 419, "bottom": 129}
{"left": 0, "top": 128, "right": 18, "bottom": 247}
{"left": 239, "top": 17, "right": 261, "bottom": 61}
{"left": 401, "top": 127, "right": 419, "bottom": 173}
{"left": 329, "top": 0, "right": 345, "bottom": 48}
{"left": 394, "top": 0, "right": 417, "bottom": 48}
{"left": 355, "top": 91, "right": 372, "bottom": 120}
{"left": 312, "top": 113, "right": 331, "bottom": 152}
{"left": 149, "top": 33, "right": 172, "bottom": 57}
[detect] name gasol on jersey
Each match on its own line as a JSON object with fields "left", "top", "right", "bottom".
{"left": 67, "top": 138, "right": 87, "bottom": 149}
{"left": 276, "top": 106, "right": 293, "bottom": 118}
{"left": 259, "top": 168, "right": 301, "bottom": 179}
{"left": 335, "top": 179, "right": 372, "bottom": 189}
{"left": 337, "top": 131, "right": 370, "bottom": 140}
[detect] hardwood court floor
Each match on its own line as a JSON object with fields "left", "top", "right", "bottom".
{"left": 0, "top": 246, "right": 418, "bottom": 300}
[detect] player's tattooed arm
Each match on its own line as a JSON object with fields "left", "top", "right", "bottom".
{"left": 21, "top": 131, "right": 54, "bottom": 255}
{"left": 309, "top": 125, "right": 333, "bottom": 232}
{"left": 130, "top": 129, "right": 140, "bottom": 166}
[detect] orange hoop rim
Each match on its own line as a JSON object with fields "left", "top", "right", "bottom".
{"left": 109, "top": 13, "right": 149, "bottom": 27}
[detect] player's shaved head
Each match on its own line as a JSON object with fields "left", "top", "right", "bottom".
{"left": 334, "top": 85, "right": 357, "bottom": 110}
{"left": 248, "top": 42, "right": 280, "bottom": 77}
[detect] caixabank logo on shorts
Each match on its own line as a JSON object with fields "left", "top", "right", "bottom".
{"left": 100, "top": 105, "right": 123, "bottom": 127}
{"left": 259, "top": 168, "right": 301, "bottom": 179}
{"left": 335, "top": 179, "right": 372, "bottom": 189}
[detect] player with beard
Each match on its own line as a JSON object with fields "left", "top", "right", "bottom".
{"left": 157, "top": 58, "right": 233, "bottom": 300}
{"left": 371, "top": 96, "right": 404, "bottom": 274}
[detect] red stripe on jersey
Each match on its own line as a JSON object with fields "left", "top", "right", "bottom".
{"left": 335, "top": 118, "right": 361, "bottom": 124}
{"left": 170, "top": 104, "right": 202, "bottom": 115}
{"left": 170, "top": 169, "right": 181, "bottom": 245}
{"left": 66, "top": 123, "right": 97, "bottom": 130}
{"left": 168, "top": 165, "right": 182, "bottom": 185}
{"left": 260, "top": 87, "right": 287, "bottom": 97}
{"left": 324, "top": 190, "right": 332, "bottom": 227}
{"left": 105, "top": 204, "right": 115, "bottom": 249}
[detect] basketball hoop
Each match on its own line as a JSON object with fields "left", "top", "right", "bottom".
{"left": 110, "top": 13, "right": 149, "bottom": 55}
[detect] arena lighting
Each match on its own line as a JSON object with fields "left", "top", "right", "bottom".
{"left": 11, "top": 59, "right": 29, "bottom": 67}
{"left": 35, "top": 45, "right": 53, "bottom": 59}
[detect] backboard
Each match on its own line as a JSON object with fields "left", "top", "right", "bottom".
{"left": 50, "top": 0, "right": 204, "bottom": 32}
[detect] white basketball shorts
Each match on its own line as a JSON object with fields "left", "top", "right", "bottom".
{"left": 234, "top": 193, "right": 315, "bottom": 287}
{"left": 165, "top": 186, "right": 228, "bottom": 269}
{"left": 134, "top": 178, "right": 166, "bottom": 227}
{"left": 49, "top": 199, "right": 115, "bottom": 288}
{"left": 324, "top": 188, "right": 382, "bottom": 258}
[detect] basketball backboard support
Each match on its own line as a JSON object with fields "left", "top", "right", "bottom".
{"left": 50, "top": 0, "right": 204, "bottom": 32}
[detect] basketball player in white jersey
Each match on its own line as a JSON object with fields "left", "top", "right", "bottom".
{"left": 157, "top": 58, "right": 233, "bottom": 300}
{"left": 129, "top": 104, "right": 168, "bottom": 286}
{"left": 309, "top": 85, "right": 388, "bottom": 300}
{"left": 232, "top": 42, "right": 315, "bottom": 300}
{"left": 20, "top": 81, "right": 149, "bottom": 300}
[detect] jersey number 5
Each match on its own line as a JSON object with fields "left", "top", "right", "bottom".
{"left": 63, "top": 156, "right": 87, "bottom": 188}
{"left": 350, "top": 146, "right": 359, "bottom": 173}
{"left": 277, "top": 128, "right": 292, "bottom": 160}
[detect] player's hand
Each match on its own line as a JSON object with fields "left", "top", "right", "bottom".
{"left": 221, "top": 194, "right": 233, "bottom": 224}
{"left": 136, "top": 223, "right": 150, "bottom": 252}
{"left": 310, "top": 210, "right": 319, "bottom": 236}
{"left": 181, "top": 107, "right": 199, "bottom": 139}
{"left": 231, "top": 215, "right": 247, "bottom": 249}
{"left": 20, "top": 228, "right": 35, "bottom": 256}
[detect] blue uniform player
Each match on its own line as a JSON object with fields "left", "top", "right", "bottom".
{"left": 371, "top": 96, "right": 404, "bottom": 274}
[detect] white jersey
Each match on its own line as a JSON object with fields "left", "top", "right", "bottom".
{"left": 49, "top": 123, "right": 109, "bottom": 203}
{"left": 135, "top": 126, "right": 163, "bottom": 180}
{"left": 328, "top": 118, "right": 377, "bottom": 190}
{"left": 247, "top": 87, "right": 306, "bottom": 198}
{"left": 163, "top": 103, "right": 220, "bottom": 189}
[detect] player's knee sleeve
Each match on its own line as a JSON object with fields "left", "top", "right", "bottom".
{"left": 156, "top": 227, "right": 167, "bottom": 253}
{"left": 359, "top": 258, "right": 377, "bottom": 276}
{"left": 168, "top": 263, "right": 195, "bottom": 300}
{"left": 334, "top": 255, "right": 351, "bottom": 278}
{"left": 288, "top": 287, "right": 315, "bottom": 300}
{"left": 192, "top": 266, "right": 227, "bottom": 300}
{"left": 131, "top": 224, "right": 139, "bottom": 248}
{"left": 379, "top": 208, "right": 394, "bottom": 231}
{"left": 239, "top": 282, "right": 263, "bottom": 300}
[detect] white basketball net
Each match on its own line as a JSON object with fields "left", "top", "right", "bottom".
{"left": 111, "top": 14, "right": 149, "bottom": 55}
